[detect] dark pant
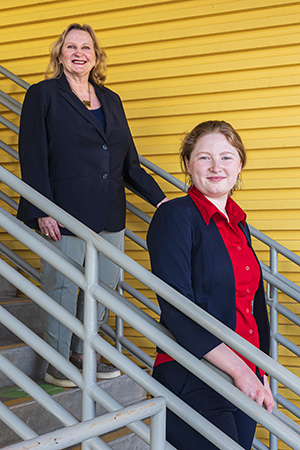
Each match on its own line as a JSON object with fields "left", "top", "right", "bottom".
{"left": 153, "top": 361, "right": 258, "bottom": 450}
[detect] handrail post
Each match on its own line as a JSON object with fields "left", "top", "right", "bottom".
{"left": 150, "top": 398, "right": 166, "bottom": 449}
{"left": 115, "top": 233, "right": 125, "bottom": 353}
{"left": 269, "top": 246, "right": 279, "bottom": 450}
{"left": 82, "top": 240, "right": 99, "bottom": 450}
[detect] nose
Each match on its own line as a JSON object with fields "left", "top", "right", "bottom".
{"left": 209, "top": 158, "right": 221, "bottom": 172}
{"left": 73, "top": 48, "right": 83, "bottom": 56}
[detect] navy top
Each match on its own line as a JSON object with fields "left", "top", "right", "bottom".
{"left": 90, "top": 106, "right": 106, "bottom": 130}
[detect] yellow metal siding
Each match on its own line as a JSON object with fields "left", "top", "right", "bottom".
{"left": 0, "top": 1, "right": 300, "bottom": 445}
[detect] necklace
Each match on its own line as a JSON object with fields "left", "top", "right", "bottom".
{"left": 71, "top": 83, "right": 91, "bottom": 107}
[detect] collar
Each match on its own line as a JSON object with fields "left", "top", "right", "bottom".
{"left": 56, "top": 73, "right": 110, "bottom": 141}
{"left": 188, "top": 185, "right": 247, "bottom": 226}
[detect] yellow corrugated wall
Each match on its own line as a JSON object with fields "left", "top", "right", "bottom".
{"left": 1, "top": 1, "right": 300, "bottom": 446}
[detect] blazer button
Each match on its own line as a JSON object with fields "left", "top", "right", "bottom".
{"left": 102, "top": 173, "right": 108, "bottom": 179}
{"left": 102, "top": 144, "right": 108, "bottom": 151}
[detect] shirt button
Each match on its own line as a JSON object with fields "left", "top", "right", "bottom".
{"left": 249, "top": 329, "right": 253, "bottom": 334}
{"left": 245, "top": 266, "right": 250, "bottom": 271}
{"left": 237, "top": 246, "right": 242, "bottom": 251}
{"left": 102, "top": 173, "right": 108, "bottom": 179}
{"left": 246, "top": 308, "right": 250, "bottom": 313}
{"left": 246, "top": 288, "right": 251, "bottom": 294}
{"left": 102, "top": 144, "right": 108, "bottom": 151}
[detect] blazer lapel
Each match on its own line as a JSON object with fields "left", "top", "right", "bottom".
{"left": 57, "top": 74, "right": 108, "bottom": 143}
{"left": 94, "top": 83, "right": 114, "bottom": 139}
{"left": 239, "top": 222, "right": 251, "bottom": 245}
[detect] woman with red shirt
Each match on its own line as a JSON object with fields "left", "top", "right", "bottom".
{"left": 147, "top": 121, "right": 274, "bottom": 450}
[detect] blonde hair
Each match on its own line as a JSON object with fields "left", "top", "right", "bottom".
{"left": 45, "top": 23, "right": 107, "bottom": 85}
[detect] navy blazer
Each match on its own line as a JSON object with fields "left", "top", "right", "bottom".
{"left": 147, "top": 195, "right": 270, "bottom": 360}
{"left": 17, "top": 73, "right": 165, "bottom": 234}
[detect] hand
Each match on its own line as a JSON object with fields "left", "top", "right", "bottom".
{"left": 204, "top": 343, "right": 275, "bottom": 413}
{"left": 232, "top": 368, "right": 275, "bottom": 414}
{"left": 156, "top": 197, "right": 170, "bottom": 208}
{"left": 38, "top": 217, "right": 63, "bottom": 242}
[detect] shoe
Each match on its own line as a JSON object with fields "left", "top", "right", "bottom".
{"left": 44, "top": 364, "right": 76, "bottom": 388}
{"left": 70, "top": 356, "right": 121, "bottom": 380}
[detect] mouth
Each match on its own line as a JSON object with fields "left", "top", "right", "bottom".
{"left": 208, "top": 176, "right": 225, "bottom": 182}
{"left": 72, "top": 60, "right": 86, "bottom": 65}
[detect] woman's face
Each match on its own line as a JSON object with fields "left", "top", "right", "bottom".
{"left": 185, "top": 133, "right": 242, "bottom": 202}
{"left": 59, "top": 29, "right": 96, "bottom": 79}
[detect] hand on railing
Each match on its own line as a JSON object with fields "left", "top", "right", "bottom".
{"left": 38, "top": 216, "right": 64, "bottom": 241}
{"left": 204, "top": 343, "right": 275, "bottom": 414}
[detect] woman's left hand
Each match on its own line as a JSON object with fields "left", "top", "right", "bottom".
{"left": 204, "top": 343, "right": 275, "bottom": 413}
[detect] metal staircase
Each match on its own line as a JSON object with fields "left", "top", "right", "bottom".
{"left": 0, "top": 65, "right": 300, "bottom": 450}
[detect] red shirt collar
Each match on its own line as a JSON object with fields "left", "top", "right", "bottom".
{"left": 188, "top": 185, "right": 247, "bottom": 227}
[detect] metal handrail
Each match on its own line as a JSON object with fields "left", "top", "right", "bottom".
{"left": 0, "top": 166, "right": 300, "bottom": 449}
{"left": 3, "top": 397, "right": 166, "bottom": 450}
{"left": 0, "top": 67, "right": 299, "bottom": 449}
{"left": 0, "top": 65, "right": 30, "bottom": 90}
{"left": 0, "top": 91, "right": 22, "bottom": 115}
{"left": 0, "top": 140, "right": 19, "bottom": 160}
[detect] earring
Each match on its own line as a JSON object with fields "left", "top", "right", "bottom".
{"left": 234, "top": 174, "right": 243, "bottom": 191}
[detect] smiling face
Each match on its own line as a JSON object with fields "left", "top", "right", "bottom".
{"left": 185, "top": 133, "right": 242, "bottom": 203}
{"left": 59, "top": 29, "right": 96, "bottom": 79}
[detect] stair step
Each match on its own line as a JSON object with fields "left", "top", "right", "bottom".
{"left": 0, "top": 375, "right": 147, "bottom": 447}
{"left": 0, "top": 341, "right": 47, "bottom": 388}
{"left": 108, "top": 430, "right": 148, "bottom": 449}
{"left": 0, "top": 298, "right": 43, "bottom": 340}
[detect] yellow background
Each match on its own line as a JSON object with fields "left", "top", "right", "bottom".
{"left": 1, "top": 1, "right": 300, "bottom": 447}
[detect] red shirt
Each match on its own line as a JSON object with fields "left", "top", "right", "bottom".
{"left": 155, "top": 186, "right": 263, "bottom": 375}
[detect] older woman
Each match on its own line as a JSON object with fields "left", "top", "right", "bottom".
{"left": 147, "top": 121, "right": 274, "bottom": 450}
{"left": 17, "top": 23, "right": 167, "bottom": 387}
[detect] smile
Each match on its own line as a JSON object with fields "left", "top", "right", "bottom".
{"left": 72, "top": 60, "right": 86, "bottom": 64}
{"left": 208, "top": 177, "right": 225, "bottom": 182}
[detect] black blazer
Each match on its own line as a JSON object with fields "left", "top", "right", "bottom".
{"left": 17, "top": 73, "right": 165, "bottom": 234}
{"left": 147, "top": 195, "right": 270, "bottom": 360}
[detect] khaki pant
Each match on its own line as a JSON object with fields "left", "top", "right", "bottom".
{"left": 40, "top": 230, "right": 124, "bottom": 359}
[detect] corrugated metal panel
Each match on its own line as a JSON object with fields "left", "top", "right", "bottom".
{"left": 0, "top": 1, "right": 299, "bottom": 444}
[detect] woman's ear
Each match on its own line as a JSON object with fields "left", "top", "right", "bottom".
{"left": 185, "top": 157, "right": 191, "bottom": 174}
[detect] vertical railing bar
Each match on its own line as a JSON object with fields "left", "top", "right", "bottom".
{"left": 82, "top": 240, "right": 99, "bottom": 450}
{"left": 0, "top": 84, "right": 299, "bottom": 448}
{"left": 119, "top": 280, "right": 161, "bottom": 315}
{"left": 115, "top": 233, "right": 125, "bottom": 353}
{"left": 90, "top": 290, "right": 300, "bottom": 448}
{"left": 276, "top": 394, "right": 300, "bottom": 422}
{"left": 150, "top": 399, "right": 166, "bottom": 450}
{"left": 269, "top": 245, "right": 279, "bottom": 450}
{"left": 100, "top": 322, "right": 154, "bottom": 367}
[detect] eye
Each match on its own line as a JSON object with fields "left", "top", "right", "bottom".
{"left": 67, "top": 44, "right": 75, "bottom": 49}
{"left": 83, "top": 45, "right": 91, "bottom": 50}
{"left": 199, "top": 156, "right": 210, "bottom": 160}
